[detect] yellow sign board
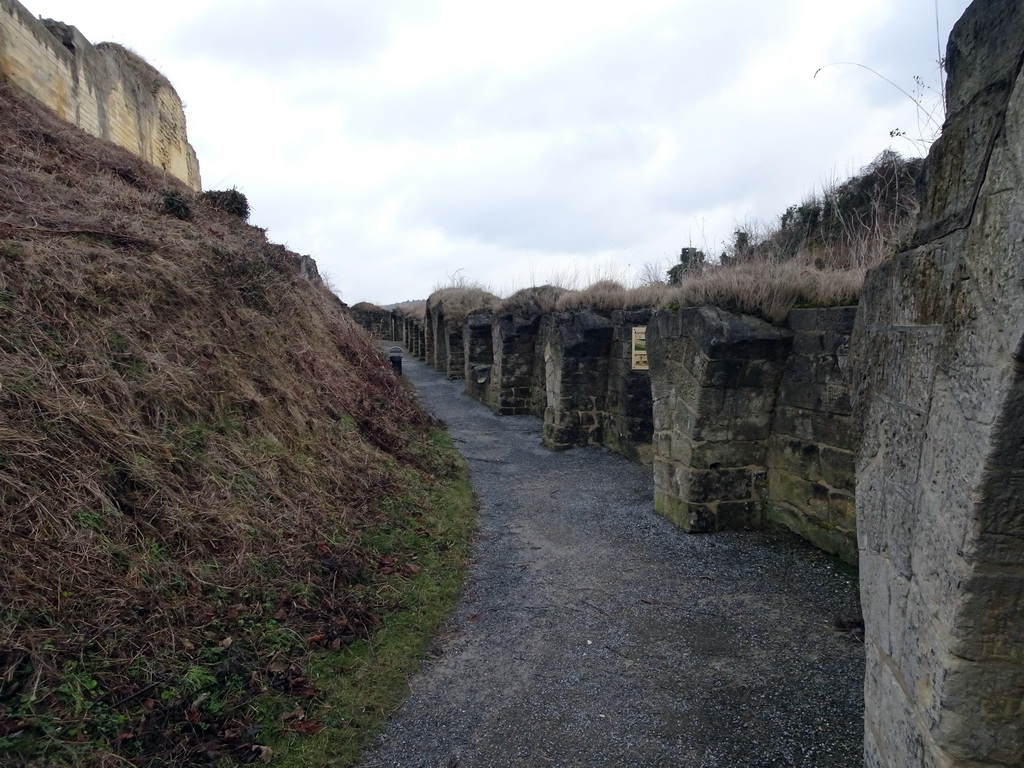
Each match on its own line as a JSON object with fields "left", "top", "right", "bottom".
{"left": 632, "top": 326, "right": 649, "bottom": 370}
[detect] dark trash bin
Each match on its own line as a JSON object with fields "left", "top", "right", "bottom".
{"left": 387, "top": 346, "right": 403, "bottom": 375}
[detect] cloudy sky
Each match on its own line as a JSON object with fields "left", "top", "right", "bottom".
{"left": 28, "top": 0, "right": 972, "bottom": 305}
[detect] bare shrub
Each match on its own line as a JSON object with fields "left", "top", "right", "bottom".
{"left": 200, "top": 187, "right": 250, "bottom": 220}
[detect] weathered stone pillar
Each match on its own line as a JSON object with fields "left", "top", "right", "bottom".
{"left": 412, "top": 320, "right": 425, "bottom": 360}
{"left": 430, "top": 306, "right": 446, "bottom": 372}
{"left": 424, "top": 305, "right": 436, "bottom": 367}
{"left": 442, "top": 317, "right": 465, "bottom": 380}
{"left": 605, "top": 309, "right": 655, "bottom": 463}
{"left": 542, "top": 310, "right": 614, "bottom": 451}
{"left": 767, "top": 307, "right": 858, "bottom": 564}
{"left": 490, "top": 306, "right": 544, "bottom": 415}
{"left": 464, "top": 310, "right": 493, "bottom": 401}
{"left": 853, "top": 2, "right": 1024, "bottom": 765}
{"left": 529, "top": 314, "right": 556, "bottom": 418}
{"left": 647, "top": 305, "right": 791, "bottom": 532}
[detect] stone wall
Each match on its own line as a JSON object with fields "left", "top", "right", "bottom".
{"left": 767, "top": 307, "right": 858, "bottom": 563}
{"left": 529, "top": 314, "right": 556, "bottom": 418}
{"left": 0, "top": 0, "right": 200, "bottom": 189}
{"left": 463, "top": 310, "right": 493, "bottom": 401}
{"left": 442, "top": 317, "right": 466, "bottom": 380}
{"left": 490, "top": 306, "right": 545, "bottom": 415}
{"left": 427, "top": 304, "right": 444, "bottom": 371}
{"left": 399, "top": 315, "right": 426, "bottom": 360}
{"left": 542, "top": 311, "right": 614, "bottom": 451}
{"left": 647, "top": 306, "right": 792, "bottom": 532}
{"left": 853, "top": 1, "right": 1024, "bottom": 764}
{"left": 350, "top": 305, "right": 393, "bottom": 339}
{"left": 604, "top": 310, "right": 654, "bottom": 464}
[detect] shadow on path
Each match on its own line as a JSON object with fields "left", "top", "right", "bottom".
{"left": 362, "top": 350, "right": 863, "bottom": 768}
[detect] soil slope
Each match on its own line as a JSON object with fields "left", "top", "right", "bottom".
{"left": 0, "top": 78, "right": 466, "bottom": 765}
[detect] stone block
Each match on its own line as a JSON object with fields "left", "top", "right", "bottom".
{"left": 785, "top": 306, "right": 857, "bottom": 334}
{"left": 772, "top": 404, "right": 855, "bottom": 448}
{"left": 680, "top": 467, "right": 753, "bottom": 504}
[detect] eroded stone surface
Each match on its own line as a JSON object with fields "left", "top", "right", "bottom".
{"left": 542, "top": 311, "right": 614, "bottom": 451}
{"left": 853, "top": 2, "right": 1024, "bottom": 764}
{"left": 647, "top": 305, "right": 791, "bottom": 532}
{"left": 464, "top": 310, "right": 493, "bottom": 401}
{"left": 604, "top": 310, "right": 655, "bottom": 464}
{"left": 767, "top": 307, "right": 858, "bottom": 564}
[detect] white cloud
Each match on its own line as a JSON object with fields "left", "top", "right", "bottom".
{"left": 25, "top": 0, "right": 974, "bottom": 303}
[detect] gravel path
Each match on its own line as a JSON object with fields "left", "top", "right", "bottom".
{"left": 361, "top": 350, "right": 864, "bottom": 768}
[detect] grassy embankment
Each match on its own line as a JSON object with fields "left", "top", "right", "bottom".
{"left": 0, "top": 78, "right": 474, "bottom": 766}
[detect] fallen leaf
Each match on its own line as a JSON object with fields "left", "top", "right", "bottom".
{"left": 142, "top": 699, "right": 156, "bottom": 711}
{"left": 405, "top": 563, "right": 422, "bottom": 575}
{"left": 293, "top": 721, "right": 325, "bottom": 736}
{"left": 281, "top": 706, "right": 306, "bottom": 722}
{"left": 307, "top": 633, "right": 327, "bottom": 645}
{"left": 181, "top": 640, "right": 195, "bottom": 651}
{"left": 253, "top": 745, "right": 273, "bottom": 763}
{"left": 219, "top": 636, "right": 233, "bottom": 648}
{"left": 272, "top": 608, "right": 288, "bottom": 620}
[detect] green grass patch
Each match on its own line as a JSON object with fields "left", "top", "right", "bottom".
{"left": 262, "top": 436, "right": 475, "bottom": 766}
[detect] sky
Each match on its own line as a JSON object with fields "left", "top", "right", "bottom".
{"left": 26, "top": 0, "right": 973, "bottom": 305}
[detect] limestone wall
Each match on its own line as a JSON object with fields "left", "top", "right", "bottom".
{"left": 0, "top": 0, "right": 200, "bottom": 189}
{"left": 854, "top": 1, "right": 1024, "bottom": 764}
{"left": 767, "top": 307, "right": 858, "bottom": 563}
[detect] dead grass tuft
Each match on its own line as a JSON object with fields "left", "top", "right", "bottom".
{"left": 555, "top": 281, "right": 670, "bottom": 313}
{"left": 664, "top": 259, "right": 864, "bottom": 324}
{"left": 426, "top": 285, "right": 499, "bottom": 323}
{"left": 498, "top": 285, "right": 567, "bottom": 314}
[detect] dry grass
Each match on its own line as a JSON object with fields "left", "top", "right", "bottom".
{"left": 664, "top": 259, "right": 864, "bottom": 324}
{"left": 497, "top": 285, "right": 567, "bottom": 314}
{"left": 402, "top": 302, "right": 427, "bottom": 321}
{"left": 0, "top": 79, "right": 466, "bottom": 765}
{"left": 555, "top": 281, "right": 671, "bottom": 313}
{"left": 426, "top": 285, "right": 498, "bottom": 324}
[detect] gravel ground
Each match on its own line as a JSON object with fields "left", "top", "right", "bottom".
{"left": 361, "top": 350, "right": 864, "bottom": 768}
